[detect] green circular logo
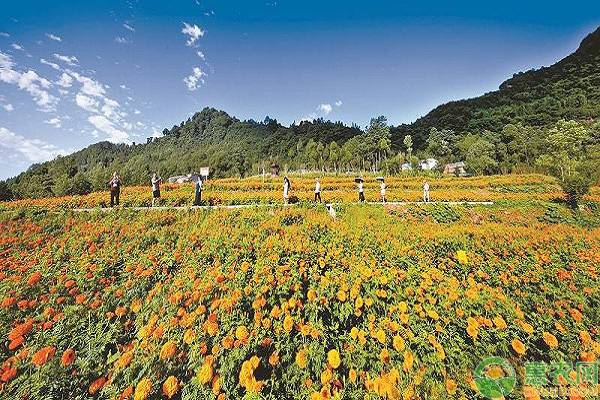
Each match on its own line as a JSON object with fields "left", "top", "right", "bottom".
{"left": 474, "top": 356, "right": 516, "bottom": 398}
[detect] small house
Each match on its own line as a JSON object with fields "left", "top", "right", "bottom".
{"left": 444, "top": 162, "right": 467, "bottom": 176}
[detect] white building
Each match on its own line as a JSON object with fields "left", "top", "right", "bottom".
{"left": 419, "top": 158, "right": 439, "bottom": 170}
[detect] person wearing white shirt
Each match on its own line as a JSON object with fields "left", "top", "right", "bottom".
{"left": 423, "top": 181, "right": 430, "bottom": 202}
{"left": 314, "top": 178, "right": 322, "bottom": 203}
{"left": 194, "top": 177, "right": 203, "bottom": 206}
{"left": 380, "top": 180, "right": 386, "bottom": 203}
{"left": 357, "top": 180, "right": 365, "bottom": 202}
{"left": 151, "top": 173, "right": 162, "bottom": 207}
{"left": 283, "top": 176, "right": 290, "bottom": 204}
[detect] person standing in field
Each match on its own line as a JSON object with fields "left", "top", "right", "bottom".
{"left": 151, "top": 173, "right": 162, "bottom": 207}
{"left": 357, "top": 179, "right": 365, "bottom": 203}
{"left": 380, "top": 179, "right": 386, "bottom": 203}
{"left": 194, "top": 176, "right": 203, "bottom": 206}
{"left": 108, "top": 172, "right": 121, "bottom": 207}
{"left": 283, "top": 176, "right": 291, "bottom": 204}
{"left": 314, "top": 178, "right": 322, "bottom": 203}
{"left": 423, "top": 180, "right": 430, "bottom": 203}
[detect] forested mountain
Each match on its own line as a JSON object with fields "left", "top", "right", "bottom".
{"left": 392, "top": 26, "right": 600, "bottom": 148}
{"left": 2, "top": 27, "right": 600, "bottom": 200}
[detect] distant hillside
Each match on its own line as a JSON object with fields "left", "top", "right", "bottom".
{"left": 3, "top": 26, "right": 600, "bottom": 199}
{"left": 392, "top": 26, "right": 600, "bottom": 148}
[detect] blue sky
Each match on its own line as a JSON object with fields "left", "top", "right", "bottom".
{"left": 0, "top": 0, "right": 599, "bottom": 179}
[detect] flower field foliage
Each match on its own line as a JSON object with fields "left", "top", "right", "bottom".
{"left": 0, "top": 196, "right": 599, "bottom": 399}
{"left": 2, "top": 174, "right": 599, "bottom": 210}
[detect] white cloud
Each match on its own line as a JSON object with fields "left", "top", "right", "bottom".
{"left": 196, "top": 50, "right": 206, "bottom": 60}
{"left": 11, "top": 43, "right": 24, "bottom": 51}
{"left": 0, "top": 126, "right": 66, "bottom": 163}
{"left": 2, "top": 104, "right": 14, "bottom": 112}
{"left": 53, "top": 53, "right": 79, "bottom": 66}
{"left": 88, "top": 115, "right": 129, "bottom": 143}
{"left": 182, "top": 22, "right": 204, "bottom": 46}
{"left": 69, "top": 71, "right": 105, "bottom": 97}
{"left": 75, "top": 93, "right": 99, "bottom": 113}
{"left": 56, "top": 72, "right": 73, "bottom": 87}
{"left": 335, "top": 100, "right": 343, "bottom": 107}
{"left": 44, "top": 117, "right": 62, "bottom": 128}
{"left": 40, "top": 58, "right": 61, "bottom": 70}
{"left": 45, "top": 33, "right": 62, "bottom": 42}
{"left": 115, "top": 36, "right": 130, "bottom": 44}
{"left": 318, "top": 103, "right": 333, "bottom": 115}
{"left": 0, "top": 52, "right": 58, "bottom": 111}
{"left": 123, "top": 23, "right": 135, "bottom": 32}
{"left": 183, "top": 66, "right": 205, "bottom": 91}
{"left": 0, "top": 32, "right": 9, "bottom": 38}
{"left": 134, "top": 109, "right": 141, "bottom": 114}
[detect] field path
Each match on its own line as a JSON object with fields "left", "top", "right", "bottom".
{"left": 69, "top": 201, "right": 494, "bottom": 212}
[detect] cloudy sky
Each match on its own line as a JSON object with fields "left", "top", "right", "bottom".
{"left": 0, "top": 0, "right": 598, "bottom": 179}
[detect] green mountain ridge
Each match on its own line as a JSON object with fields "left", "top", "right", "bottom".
{"left": 3, "top": 26, "right": 600, "bottom": 199}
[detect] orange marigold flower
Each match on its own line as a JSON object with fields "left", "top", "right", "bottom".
{"left": 445, "top": 379, "right": 457, "bottom": 395}
{"left": 160, "top": 340, "right": 177, "bottom": 360}
{"left": 27, "top": 271, "right": 42, "bottom": 286}
{"left": 32, "top": 346, "right": 56, "bottom": 366}
{"left": 295, "top": 348, "right": 308, "bottom": 369}
{"left": 61, "top": 348, "right": 76, "bottom": 366}
{"left": 511, "top": 339, "right": 526, "bottom": 356}
{"left": 89, "top": 376, "right": 107, "bottom": 395}
{"left": 162, "top": 376, "right": 179, "bottom": 399}
{"left": 543, "top": 332, "right": 559, "bottom": 349}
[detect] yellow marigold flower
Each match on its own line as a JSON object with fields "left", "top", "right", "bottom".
{"left": 523, "top": 386, "right": 542, "bottom": 400}
{"left": 393, "top": 335, "right": 405, "bottom": 351}
{"left": 160, "top": 340, "right": 177, "bottom": 360}
{"left": 466, "top": 324, "right": 479, "bottom": 340}
{"left": 427, "top": 309, "right": 439, "bottom": 320}
{"left": 511, "top": 338, "right": 526, "bottom": 355}
{"left": 307, "top": 289, "right": 317, "bottom": 302}
{"left": 131, "top": 298, "right": 142, "bottom": 313}
{"left": 350, "top": 327, "right": 359, "bottom": 340}
{"left": 162, "top": 376, "right": 179, "bottom": 399}
{"left": 520, "top": 320, "right": 534, "bottom": 334}
{"left": 380, "top": 348, "right": 390, "bottom": 363}
{"left": 543, "top": 332, "right": 558, "bottom": 349}
{"left": 375, "top": 329, "right": 386, "bottom": 344}
{"left": 493, "top": 316, "right": 507, "bottom": 330}
{"left": 355, "top": 296, "right": 364, "bottom": 309}
{"left": 115, "top": 350, "right": 134, "bottom": 369}
{"left": 327, "top": 349, "right": 341, "bottom": 369}
{"left": 487, "top": 365, "right": 505, "bottom": 379}
{"left": 456, "top": 250, "right": 468, "bottom": 264}
{"left": 295, "top": 349, "right": 308, "bottom": 369}
{"left": 235, "top": 325, "right": 249, "bottom": 341}
{"left": 283, "top": 315, "right": 294, "bottom": 333}
{"left": 134, "top": 377, "right": 152, "bottom": 400}
{"left": 402, "top": 350, "right": 414, "bottom": 372}
{"left": 336, "top": 289, "right": 347, "bottom": 302}
{"left": 197, "top": 362, "right": 213, "bottom": 385}
{"left": 320, "top": 368, "right": 333, "bottom": 385}
{"left": 183, "top": 329, "right": 196, "bottom": 344}
{"left": 268, "top": 351, "right": 279, "bottom": 366}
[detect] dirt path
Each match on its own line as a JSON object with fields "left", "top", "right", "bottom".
{"left": 70, "top": 201, "right": 494, "bottom": 212}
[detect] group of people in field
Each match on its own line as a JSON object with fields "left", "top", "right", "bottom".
{"left": 283, "top": 176, "right": 431, "bottom": 204}
{"left": 107, "top": 172, "right": 431, "bottom": 207}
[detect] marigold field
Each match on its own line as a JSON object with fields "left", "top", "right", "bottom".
{"left": 0, "top": 174, "right": 599, "bottom": 400}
